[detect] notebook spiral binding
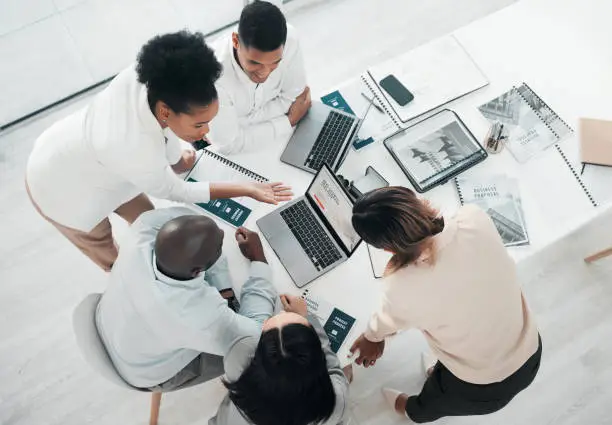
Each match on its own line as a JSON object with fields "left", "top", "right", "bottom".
{"left": 513, "top": 83, "right": 597, "bottom": 208}
{"left": 301, "top": 289, "right": 320, "bottom": 310}
{"left": 513, "top": 83, "right": 574, "bottom": 141}
{"left": 453, "top": 178, "right": 465, "bottom": 205}
{"left": 361, "top": 73, "right": 403, "bottom": 130}
{"left": 554, "top": 145, "right": 598, "bottom": 207}
{"left": 202, "top": 149, "right": 268, "bottom": 183}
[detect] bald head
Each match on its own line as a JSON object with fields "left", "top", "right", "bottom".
{"left": 154, "top": 215, "right": 224, "bottom": 280}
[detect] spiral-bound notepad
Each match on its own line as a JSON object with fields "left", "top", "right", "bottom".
{"left": 361, "top": 35, "right": 488, "bottom": 126}
{"left": 185, "top": 149, "right": 268, "bottom": 227}
{"left": 360, "top": 74, "right": 403, "bottom": 130}
{"left": 479, "top": 82, "right": 574, "bottom": 163}
{"left": 479, "top": 83, "right": 597, "bottom": 207}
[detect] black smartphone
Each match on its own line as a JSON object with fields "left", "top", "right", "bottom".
{"left": 379, "top": 74, "right": 414, "bottom": 106}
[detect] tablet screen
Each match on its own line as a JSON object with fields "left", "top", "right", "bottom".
{"left": 384, "top": 110, "right": 486, "bottom": 192}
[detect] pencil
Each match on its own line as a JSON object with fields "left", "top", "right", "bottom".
{"left": 360, "top": 92, "right": 385, "bottom": 114}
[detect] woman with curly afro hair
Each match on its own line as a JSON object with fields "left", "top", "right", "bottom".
{"left": 26, "top": 30, "right": 292, "bottom": 272}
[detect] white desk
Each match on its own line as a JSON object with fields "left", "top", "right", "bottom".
{"left": 184, "top": 0, "right": 612, "bottom": 336}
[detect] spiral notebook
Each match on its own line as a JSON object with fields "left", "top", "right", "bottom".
{"left": 455, "top": 175, "right": 529, "bottom": 247}
{"left": 478, "top": 83, "right": 597, "bottom": 208}
{"left": 185, "top": 149, "right": 268, "bottom": 227}
{"left": 479, "top": 83, "right": 575, "bottom": 163}
{"left": 361, "top": 35, "right": 488, "bottom": 126}
{"left": 301, "top": 289, "right": 357, "bottom": 366}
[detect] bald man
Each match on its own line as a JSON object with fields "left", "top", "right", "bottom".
{"left": 95, "top": 207, "right": 278, "bottom": 391}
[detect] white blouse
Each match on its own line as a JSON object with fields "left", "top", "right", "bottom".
{"left": 26, "top": 65, "right": 210, "bottom": 232}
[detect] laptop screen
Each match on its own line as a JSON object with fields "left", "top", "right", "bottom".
{"left": 307, "top": 166, "right": 361, "bottom": 252}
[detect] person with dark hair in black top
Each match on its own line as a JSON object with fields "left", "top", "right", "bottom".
{"left": 208, "top": 1, "right": 311, "bottom": 153}
{"left": 210, "top": 294, "right": 350, "bottom": 425}
{"left": 26, "top": 30, "right": 292, "bottom": 271}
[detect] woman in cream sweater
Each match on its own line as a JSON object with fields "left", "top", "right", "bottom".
{"left": 349, "top": 186, "right": 541, "bottom": 423}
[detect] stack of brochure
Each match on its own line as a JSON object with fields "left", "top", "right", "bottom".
{"left": 455, "top": 174, "right": 529, "bottom": 247}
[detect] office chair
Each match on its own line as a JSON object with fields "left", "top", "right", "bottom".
{"left": 72, "top": 293, "right": 162, "bottom": 425}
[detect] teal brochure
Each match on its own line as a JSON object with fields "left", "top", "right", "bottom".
{"left": 323, "top": 308, "right": 357, "bottom": 353}
{"left": 187, "top": 178, "right": 252, "bottom": 227}
{"left": 302, "top": 290, "right": 358, "bottom": 354}
{"left": 321, "top": 90, "right": 355, "bottom": 115}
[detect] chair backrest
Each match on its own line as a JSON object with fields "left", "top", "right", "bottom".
{"left": 72, "top": 293, "right": 143, "bottom": 391}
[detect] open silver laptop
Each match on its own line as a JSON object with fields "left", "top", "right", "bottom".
{"left": 257, "top": 163, "right": 362, "bottom": 287}
{"left": 280, "top": 101, "right": 373, "bottom": 174}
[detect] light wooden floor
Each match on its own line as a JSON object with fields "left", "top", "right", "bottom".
{"left": 5, "top": 0, "right": 612, "bottom": 424}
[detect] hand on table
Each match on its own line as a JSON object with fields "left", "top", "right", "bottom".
{"left": 349, "top": 333, "right": 385, "bottom": 368}
{"left": 235, "top": 227, "right": 267, "bottom": 263}
{"left": 248, "top": 182, "right": 293, "bottom": 204}
{"left": 287, "top": 86, "right": 312, "bottom": 127}
{"left": 172, "top": 149, "right": 197, "bottom": 174}
{"left": 280, "top": 294, "right": 308, "bottom": 317}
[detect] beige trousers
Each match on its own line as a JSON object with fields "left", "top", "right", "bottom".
{"left": 26, "top": 182, "right": 154, "bottom": 272}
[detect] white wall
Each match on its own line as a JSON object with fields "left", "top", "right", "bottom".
{"left": 0, "top": 0, "right": 251, "bottom": 126}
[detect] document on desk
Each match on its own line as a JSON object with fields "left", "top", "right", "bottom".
{"left": 478, "top": 83, "right": 597, "bottom": 209}
{"left": 362, "top": 35, "right": 488, "bottom": 125}
{"left": 455, "top": 175, "right": 529, "bottom": 247}
{"left": 301, "top": 289, "right": 358, "bottom": 366}
{"left": 185, "top": 149, "right": 268, "bottom": 227}
{"left": 479, "top": 82, "right": 574, "bottom": 163}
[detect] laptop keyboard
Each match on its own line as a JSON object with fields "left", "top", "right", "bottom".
{"left": 280, "top": 201, "right": 342, "bottom": 271}
{"left": 304, "top": 111, "right": 355, "bottom": 171}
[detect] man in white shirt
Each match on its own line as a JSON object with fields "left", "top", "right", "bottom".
{"left": 208, "top": 1, "right": 311, "bottom": 153}
{"left": 96, "top": 207, "right": 278, "bottom": 390}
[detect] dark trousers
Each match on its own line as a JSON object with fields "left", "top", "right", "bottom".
{"left": 146, "top": 353, "right": 225, "bottom": 392}
{"left": 406, "top": 336, "right": 542, "bottom": 423}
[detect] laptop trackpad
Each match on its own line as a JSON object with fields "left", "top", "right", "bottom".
{"left": 275, "top": 224, "right": 321, "bottom": 287}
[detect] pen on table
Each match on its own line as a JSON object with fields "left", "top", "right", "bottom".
{"left": 360, "top": 92, "right": 384, "bottom": 114}
{"left": 497, "top": 123, "right": 505, "bottom": 141}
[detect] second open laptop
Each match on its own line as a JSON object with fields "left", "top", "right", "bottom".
{"left": 257, "top": 163, "right": 362, "bottom": 287}
{"left": 281, "top": 101, "right": 372, "bottom": 174}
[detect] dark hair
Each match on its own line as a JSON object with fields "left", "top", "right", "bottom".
{"left": 136, "top": 30, "right": 222, "bottom": 114}
{"left": 238, "top": 1, "right": 287, "bottom": 52}
{"left": 352, "top": 186, "right": 444, "bottom": 272}
{"left": 224, "top": 323, "right": 335, "bottom": 425}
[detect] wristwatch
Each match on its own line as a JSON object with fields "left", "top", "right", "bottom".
{"left": 220, "top": 289, "right": 241, "bottom": 312}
